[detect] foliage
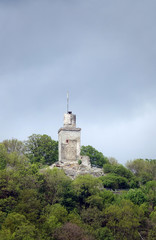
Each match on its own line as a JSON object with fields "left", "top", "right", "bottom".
{"left": 103, "top": 200, "right": 144, "bottom": 240}
{"left": 95, "top": 227, "right": 114, "bottom": 240}
{"left": 2, "top": 139, "right": 25, "bottom": 155}
{"left": 0, "top": 136, "right": 155, "bottom": 240}
{"left": 25, "top": 134, "right": 58, "bottom": 165}
{"left": 148, "top": 207, "right": 156, "bottom": 240}
{"left": 78, "top": 159, "right": 82, "bottom": 165}
{"left": 54, "top": 222, "right": 95, "bottom": 240}
{"left": 126, "top": 158, "right": 156, "bottom": 184}
{"left": 72, "top": 174, "right": 102, "bottom": 207}
{"left": 0, "top": 144, "right": 8, "bottom": 170}
{"left": 124, "top": 189, "right": 147, "bottom": 205}
{"left": 81, "top": 145, "right": 109, "bottom": 167}
{"left": 142, "top": 181, "right": 156, "bottom": 210}
{"left": 100, "top": 174, "right": 129, "bottom": 190}
{"left": 103, "top": 163, "right": 133, "bottom": 179}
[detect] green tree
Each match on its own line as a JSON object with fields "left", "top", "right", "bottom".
{"left": 95, "top": 227, "right": 114, "bottom": 240}
{"left": 41, "top": 168, "right": 72, "bottom": 205}
{"left": 100, "top": 174, "right": 129, "bottom": 190}
{"left": 143, "top": 181, "right": 156, "bottom": 210}
{"left": 124, "top": 189, "right": 147, "bottom": 205}
{"left": 42, "top": 204, "right": 68, "bottom": 239}
{"left": 0, "top": 228, "right": 12, "bottom": 240}
{"left": 25, "top": 134, "right": 58, "bottom": 165}
{"left": 0, "top": 144, "right": 8, "bottom": 170}
{"left": 99, "top": 189, "right": 115, "bottom": 207}
{"left": 15, "top": 189, "right": 42, "bottom": 223}
{"left": 2, "top": 139, "right": 25, "bottom": 155}
{"left": 0, "top": 154, "right": 42, "bottom": 214}
{"left": 47, "top": 204, "right": 68, "bottom": 223}
{"left": 1, "top": 212, "right": 38, "bottom": 240}
{"left": 148, "top": 207, "right": 156, "bottom": 240}
{"left": 103, "top": 200, "right": 144, "bottom": 240}
{"left": 3, "top": 212, "right": 27, "bottom": 233}
{"left": 81, "top": 145, "right": 108, "bottom": 167}
{"left": 12, "top": 223, "right": 38, "bottom": 240}
{"left": 126, "top": 159, "right": 156, "bottom": 184}
{"left": 103, "top": 164, "right": 133, "bottom": 179}
{"left": 72, "top": 174, "right": 102, "bottom": 207}
{"left": 80, "top": 207, "right": 103, "bottom": 229}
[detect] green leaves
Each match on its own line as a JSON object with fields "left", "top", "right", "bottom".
{"left": 0, "top": 136, "right": 155, "bottom": 240}
{"left": 103, "top": 164, "right": 133, "bottom": 179}
{"left": 1, "top": 212, "right": 38, "bottom": 240}
{"left": 25, "top": 134, "right": 58, "bottom": 165}
{"left": 126, "top": 159, "right": 156, "bottom": 184}
{"left": 124, "top": 189, "right": 147, "bottom": 205}
{"left": 81, "top": 145, "right": 108, "bottom": 167}
{"left": 100, "top": 174, "right": 129, "bottom": 190}
{"left": 103, "top": 200, "right": 143, "bottom": 240}
{"left": 42, "top": 168, "right": 72, "bottom": 205}
{"left": 0, "top": 144, "right": 8, "bottom": 170}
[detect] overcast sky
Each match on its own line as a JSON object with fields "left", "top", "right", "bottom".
{"left": 0, "top": 0, "right": 156, "bottom": 164}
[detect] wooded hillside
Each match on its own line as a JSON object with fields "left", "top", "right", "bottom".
{"left": 0, "top": 135, "right": 155, "bottom": 240}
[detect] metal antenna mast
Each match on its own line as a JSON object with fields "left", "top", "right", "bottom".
{"left": 67, "top": 92, "right": 69, "bottom": 113}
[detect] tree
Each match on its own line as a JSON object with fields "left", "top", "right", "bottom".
{"left": 15, "top": 189, "right": 42, "bottom": 223}
{"left": 0, "top": 144, "right": 8, "bottom": 170}
{"left": 95, "top": 227, "right": 114, "bottom": 240}
{"left": 41, "top": 204, "right": 68, "bottom": 239}
{"left": 103, "top": 164, "right": 133, "bottom": 179}
{"left": 124, "top": 189, "right": 147, "bottom": 205}
{"left": 148, "top": 207, "right": 156, "bottom": 240}
{"left": 81, "top": 145, "right": 108, "bottom": 167}
{"left": 12, "top": 223, "right": 38, "bottom": 240}
{"left": 54, "top": 222, "right": 95, "bottom": 240}
{"left": 3, "top": 212, "right": 27, "bottom": 233}
{"left": 108, "top": 157, "right": 118, "bottom": 165}
{"left": 143, "top": 181, "right": 156, "bottom": 210}
{"left": 41, "top": 168, "right": 72, "bottom": 205}
{"left": 126, "top": 159, "right": 156, "bottom": 184}
{"left": 2, "top": 139, "right": 25, "bottom": 155}
{"left": 103, "top": 200, "right": 144, "bottom": 240}
{"left": 72, "top": 174, "right": 102, "bottom": 207}
{"left": 100, "top": 174, "right": 129, "bottom": 190}
{"left": 25, "top": 134, "right": 58, "bottom": 165}
{"left": 99, "top": 189, "right": 115, "bottom": 207}
{"left": 80, "top": 207, "right": 103, "bottom": 229}
{"left": 1, "top": 212, "right": 38, "bottom": 240}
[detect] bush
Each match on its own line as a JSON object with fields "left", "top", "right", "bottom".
{"left": 103, "top": 164, "right": 133, "bottom": 179}
{"left": 100, "top": 174, "right": 129, "bottom": 190}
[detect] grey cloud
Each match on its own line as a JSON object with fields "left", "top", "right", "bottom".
{"left": 0, "top": 0, "right": 156, "bottom": 163}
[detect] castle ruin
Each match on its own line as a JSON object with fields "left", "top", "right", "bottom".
{"left": 50, "top": 111, "right": 104, "bottom": 179}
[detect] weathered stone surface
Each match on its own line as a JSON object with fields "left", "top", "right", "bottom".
{"left": 49, "top": 160, "right": 104, "bottom": 179}
{"left": 51, "top": 111, "right": 104, "bottom": 179}
{"left": 58, "top": 113, "right": 81, "bottom": 162}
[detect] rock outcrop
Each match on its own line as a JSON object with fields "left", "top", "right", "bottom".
{"left": 49, "top": 156, "right": 104, "bottom": 179}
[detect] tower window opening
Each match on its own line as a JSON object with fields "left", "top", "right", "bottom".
{"left": 66, "top": 140, "right": 69, "bottom": 143}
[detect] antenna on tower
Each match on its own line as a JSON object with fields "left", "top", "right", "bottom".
{"left": 67, "top": 91, "right": 69, "bottom": 113}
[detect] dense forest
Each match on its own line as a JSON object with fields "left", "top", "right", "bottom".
{"left": 0, "top": 134, "right": 155, "bottom": 240}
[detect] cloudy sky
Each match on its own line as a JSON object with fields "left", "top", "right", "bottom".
{"left": 0, "top": 0, "right": 156, "bottom": 164}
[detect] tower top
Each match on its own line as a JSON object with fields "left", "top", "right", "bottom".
{"left": 64, "top": 112, "right": 76, "bottom": 128}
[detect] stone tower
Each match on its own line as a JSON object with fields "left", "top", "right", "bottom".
{"left": 50, "top": 110, "right": 104, "bottom": 179}
{"left": 58, "top": 111, "right": 81, "bottom": 162}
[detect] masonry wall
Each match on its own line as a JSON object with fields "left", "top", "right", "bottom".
{"left": 58, "top": 128, "right": 81, "bottom": 162}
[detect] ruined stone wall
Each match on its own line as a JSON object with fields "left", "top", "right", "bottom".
{"left": 50, "top": 111, "right": 104, "bottom": 179}
{"left": 58, "top": 128, "right": 81, "bottom": 162}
